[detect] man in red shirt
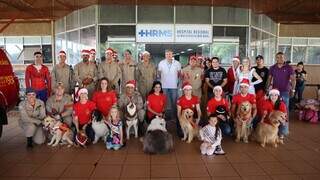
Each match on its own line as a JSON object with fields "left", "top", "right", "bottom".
{"left": 25, "top": 51, "right": 51, "bottom": 102}
{"left": 231, "top": 79, "right": 257, "bottom": 122}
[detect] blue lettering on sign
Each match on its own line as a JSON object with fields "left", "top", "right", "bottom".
{"left": 138, "top": 29, "right": 173, "bottom": 37}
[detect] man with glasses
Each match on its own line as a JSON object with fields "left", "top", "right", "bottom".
{"left": 25, "top": 51, "right": 51, "bottom": 102}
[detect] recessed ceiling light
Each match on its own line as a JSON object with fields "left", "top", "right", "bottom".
{"left": 187, "top": 49, "right": 193, "bottom": 51}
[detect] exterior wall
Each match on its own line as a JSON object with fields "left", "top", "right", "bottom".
{"left": 298, "top": 65, "right": 320, "bottom": 99}
{"left": 0, "top": 22, "right": 51, "bottom": 36}
{"left": 279, "top": 24, "right": 320, "bottom": 37}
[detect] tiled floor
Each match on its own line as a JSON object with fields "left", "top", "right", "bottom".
{"left": 0, "top": 111, "right": 319, "bottom": 180}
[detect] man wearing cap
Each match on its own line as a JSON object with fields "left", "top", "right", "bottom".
{"left": 98, "top": 48, "right": 122, "bottom": 93}
{"left": 135, "top": 51, "right": 156, "bottom": 100}
{"left": 18, "top": 88, "right": 46, "bottom": 148}
{"left": 118, "top": 80, "right": 145, "bottom": 135}
{"left": 231, "top": 79, "right": 257, "bottom": 124}
{"left": 74, "top": 49, "right": 98, "bottom": 99}
{"left": 73, "top": 88, "right": 96, "bottom": 141}
{"left": 51, "top": 50, "right": 74, "bottom": 94}
{"left": 181, "top": 55, "right": 203, "bottom": 99}
{"left": 25, "top": 51, "right": 51, "bottom": 102}
{"left": 46, "top": 83, "right": 73, "bottom": 127}
{"left": 120, "top": 49, "right": 137, "bottom": 94}
{"left": 158, "top": 49, "right": 181, "bottom": 120}
{"left": 226, "top": 56, "right": 240, "bottom": 99}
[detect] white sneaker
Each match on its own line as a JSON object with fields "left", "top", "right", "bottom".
{"left": 214, "top": 145, "right": 225, "bottom": 155}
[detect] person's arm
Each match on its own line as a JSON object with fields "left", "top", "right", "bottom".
{"left": 252, "top": 71, "right": 263, "bottom": 85}
{"left": 205, "top": 78, "right": 214, "bottom": 89}
{"left": 73, "top": 64, "right": 81, "bottom": 84}
{"left": 231, "top": 103, "right": 237, "bottom": 120}
{"left": 92, "top": 65, "right": 98, "bottom": 82}
{"left": 221, "top": 78, "right": 227, "bottom": 88}
{"left": 290, "top": 74, "right": 296, "bottom": 97}
{"left": 19, "top": 102, "right": 41, "bottom": 124}
{"left": 45, "top": 67, "right": 51, "bottom": 94}
{"left": 39, "top": 101, "right": 46, "bottom": 119}
{"left": 177, "top": 105, "right": 182, "bottom": 120}
{"left": 25, "top": 66, "right": 31, "bottom": 88}
{"left": 51, "top": 66, "right": 56, "bottom": 92}
{"left": 195, "top": 103, "right": 201, "bottom": 124}
{"left": 266, "top": 74, "right": 273, "bottom": 91}
{"left": 251, "top": 104, "right": 257, "bottom": 123}
{"left": 60, "top": 96, "right": 74, "bottom": 118}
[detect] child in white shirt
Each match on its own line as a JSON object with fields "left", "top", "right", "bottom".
{"left": 199, "top": 114, "right": 225, "bottom": 155}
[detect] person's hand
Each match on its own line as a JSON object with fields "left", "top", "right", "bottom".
{"left": 290, "top": 89, "right": 295, "bottom": 97}
{"left": 217, "top": 114, "right": 226, "bottom": 121}
{"left": 54, "top": 114, "right": 61, "bottom": 120}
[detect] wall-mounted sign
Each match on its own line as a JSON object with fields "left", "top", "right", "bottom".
{"left": 175, "top": 24, "right": 212, "bottom": 43}
{"left": 136, "top": 24, "right": 174, "bottom": 43}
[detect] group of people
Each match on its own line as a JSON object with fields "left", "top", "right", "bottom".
{"left": 19, "top": 47, "right": 302, "bottom": 154}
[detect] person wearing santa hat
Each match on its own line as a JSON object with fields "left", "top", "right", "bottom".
{"left": 73, "top": 88, "right": 96, "bottom": 142}
{"left": 98, "top": 48, "right": 122, "bottom": 93}
{"left": 177, "top": 82, "right": 202, "bottom": 133}
{"left": 51, "top": 50, "right": 74, "bottom": 94}
{"left": 118, "top": 80, "right": 145, "bottom": 135}
{"left": 206, "top": 85, "right": 232, "bottom": 136}
{"left": 74, "top": 49, "right": 98, "bottom": 99}
{"left": 181, "top": 55, "right": 203, "bottom": 99}
{"left": 89, "top": 49, "right": 99, "bottom": 67}
{"left": 120, "top": 49, "right": 137, "bottom": 94}
{"left": 226, "top": 56, "right": 240, "bottom": 100}
{"left": 231, "top": 78, "right": 257, "bottom": 123}
{"left": 25, "top": 51, "right": 51, "bottom": 102}
{"left": 136, "top": 51, "right": 157, "bottom": 101}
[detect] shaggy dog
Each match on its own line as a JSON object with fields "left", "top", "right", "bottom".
{"left": 235, "top": 101, "right": 252, "bottom": 143}
{"left": 143, "top": 117, "right": 173, "bottom": 154}
{"left": 253, "top": 111, "right": 287, "bottom": 147}
{"left": 43, "top": 116, "right": 73, "bottom": 147}
{"left": 125, "top": 102, "right": 138, "bottom": 139}
{"left": 91, "top": 110, "right": 109, "bottom": 144}
{"left": 179, "top": 108, "right": 199, "bottom": 143}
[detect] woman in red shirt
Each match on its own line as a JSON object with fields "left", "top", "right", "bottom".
{"left": 73, "top": 88, "right": 96, "bottom": 142}
{"left": 146, "top": 81, "right": 166, "bottom": 123}
{"left": 177, "top": 82, "right": 202, "bottom": 125}
{"left": 206, "top": 86, "right": 232, "bottom": 136}
{"left": 92, "top": 77, "right": 117, "bottom": 117}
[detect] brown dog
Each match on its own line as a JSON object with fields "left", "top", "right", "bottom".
{"left": 235, "top": 101, "right": 252, "bottom": 143}
{"left": 253, "top": 110, "right": 287, "bottom": 147}
{"left": 179, "top": 108, "right": 199, "bottom": 143}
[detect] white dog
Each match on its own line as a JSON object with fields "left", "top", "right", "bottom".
{"left": 143, "top": 116, "right": 173, "bottom": 154}
{"left": 43, "top": 116, "right": 73, "bottom": 147}
{"left": 125, "top": 102, "right": 138, "bottom": 140}
{"left": 91, "top": 110, "right": 109, "bottom": 144}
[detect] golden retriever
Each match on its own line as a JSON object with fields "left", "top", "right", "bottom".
{"left": 179, "top": 108, "right": 199, "bottom": 143}
{"left": 235, "top": 101, "right": 252, "bottom": 143}
{"left": 253, "top": 110, "right": 287, "bottom": 147}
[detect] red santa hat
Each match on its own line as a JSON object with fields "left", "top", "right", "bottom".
{"left": 142, "top": 51, "right": 150, "bottom": 55}
{"left": 182, "top": 82, "right": 192, "bottom": 90}
{"left": 189, "top": 55, "right": 197, "bottom": 61}
{"left": 213, "top": 85, "right": 223, "bottom": 92}
{"left": 81, "top": 49, "right": 90, "bottom": 56}
{"left": 90, "top": 49, "right": 96, "bottom": 54}
{"left": 269, "top": 89, "right": 280, "bottom": 96}
{"left": 77, "top": 88, "right": 88, "bottom": 97}
{"left": 126, "top": 80, "right": 136, "bottom": 88}
{"left": 59, "top": 50, "right": 66, "bottom": 56}
{"left": 105, "top": 48, "right": 114, "bottom": 54}
{"left": 239, "top": 79, "right": 250, "bottom": 87}
{"left": 232, "top": 56, "right": 240, "bottom": 62}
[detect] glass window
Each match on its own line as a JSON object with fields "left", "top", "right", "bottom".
{"left": 80, "top": 5, "right": 96, "bottom": 27}
{"left": 5, "top": 37, "right": 23, "bottom": 64}
{"left": 251, "top": 13, "right": 261, "bottom": 29}
{"left": 212, "top": 43, "right": 239, "bottom": 64}
{"left": 293, "top": 38, "right": 308, "bottom": 45}
{"left": 309, "top": 38, "right": 320, "bottom": 46}
{"left": 176, "top": 6, "right": 211, "bottom": 24}
{"left": 99, "top": 5, "right": 135, "bottom": 23}
{"left": 138, "top": 5, "right": 173, "bottom": 23}
{"left": 213, "top": 7, "right": 248, "bottom": 25}
{"left": 55, "top": 34, "right": 66, "bottom": 58}
{"left": 41, "top": 36, "right": 51, "bottom": 45}
{"left": 66, "top": 11, "right": 79, "bottom": 30}
{"left": 292, "top": 46, "right": 307, "bottom": 63}
{"left": 279, "top": 37, "right": 292, "bottom": 45}
{"left": 278, "top": 45, "right": 291, "bottom": 62}
{"left": 55, "top": 18, "right": 65, "bottom": 33}
{"left": 24, "top": 36, "right": 41, "bottom": 45}
{"left": 262, "top": 15, "right": 272, "bottom": 33}
{"left": 307, "top": 47, "right": 320, "bottom": 64}
{"left": 0, "top": 37, "right": 4, "bottom": 46}
{"left": 66, "top": 30, "right": 80, "bottom": 65}
{"left": 42, "top": 45, "right": 52, "bottom": 64}
{"left": 80, "top": 26, "right": 96, "bottom": 50}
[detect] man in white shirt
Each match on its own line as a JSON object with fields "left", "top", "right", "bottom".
{"left": 158, "top": 49, "right": 182, "bottom": 137}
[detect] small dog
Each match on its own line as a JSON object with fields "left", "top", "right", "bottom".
{"left": 91, "top": 110, "right": 109, "bottom": 144}
{"left": 125, "top": 102, "right": 138, "bottom": 139}
{"left": 43, "top": 116, "right": 73, "bottom": 147}
{"left": 253, "top": 111, "right": 287, "bottom": 147}
{"left": 179, "top": 108, "right": 199, "bottom": 143}
{"left": 235, "top": 101, "right": 252, "bottom": 143}
{"left": 143, "top": 116, "right": 173, "bottom": 154}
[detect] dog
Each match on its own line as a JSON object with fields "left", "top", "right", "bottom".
{"left": 43, "top": 116, "right": 74, "bottom": 147}
{"left": 125, "top": 102, "right": 138, "bottom": 139}
{"left": 235, "top": 101, "right": 252, "bottom": 143}
{"left": 253, "top": 111, "right": 287, "bottom": 147}
{"left": 91, "top": 110, "right": 109, "bottom": 144}
{"left": 179, "top": 108, "right": 199, "bottom": 143}
{"left": 143, "top": 116, "right": 173, "bottom": 154}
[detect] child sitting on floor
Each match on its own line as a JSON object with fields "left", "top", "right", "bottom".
{"left": 199, "top": 113, "right": 225, "bottom": 156}
{"left": 105, "top": 106, "right": 124, "bottom": 150}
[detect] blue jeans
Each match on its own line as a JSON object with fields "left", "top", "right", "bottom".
{"left": 36, "top": 89, "right": 48, "bottom": 103}
{"left": 163, "top": 88, "right": 182, "bottom": 136}
{"left": 295, "top": 84, "right": 305, "bottom": 102}
{"left": 219, "top": 121, "right": 232, "bottom": 136}
{"left": 279, "top": 91, "right": 289, "bottom": 136}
